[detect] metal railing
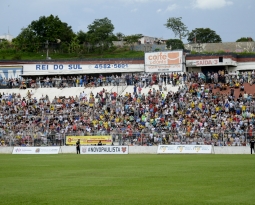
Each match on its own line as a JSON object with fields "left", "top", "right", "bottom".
{"left": 0, "top": 130, "right": 252, "bottom": 147}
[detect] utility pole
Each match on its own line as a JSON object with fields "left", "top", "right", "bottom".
{"left": 45, "top": 40, "right": 49, "bottom": 60}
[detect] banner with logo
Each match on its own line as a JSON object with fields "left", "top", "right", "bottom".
{"left": 80, "top": 146, "right": 128, "bottom": 154}
{"left": 157, "top": 145, "right": 212, "bottom": 154}
{"left": 12, "top": 147, "right": 60, "bottom": 154}
{"left": 0, "top": 66, "right": 23, "bottom": 79}
{"left": 66, "top": 136, "right": 112, "bottom": 146}
{"left": 145, "top": 51, "right": 183, "bottom": 73}
{"left": 23, "top": 63, "right": 144, "bottom": 75}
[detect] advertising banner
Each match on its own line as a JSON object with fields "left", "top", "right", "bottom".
{"left": 157, "top": 145, "right": 212, "bottom": 154}
{"left": 0, "top": 67, "right": 23, "bottom": 79}
{"left": 186, "top": 58, "right": 237, "bottom": 67}
{"left": 145, "top": 51, "right": 183, "bottom": 72}
{"left": 66, "top": 136, "right": 112, "bottom": 146}
{"left": 80, "top": 146, "right": 128, "bottom": 154}
{"left": 23, "top": 64, "right": 144, "bottom": 75}
{"left": 12, "top": 147, "right": 60, "bottom": 154}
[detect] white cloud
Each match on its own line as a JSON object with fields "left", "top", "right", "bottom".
{"left": 131, "top": 8, "right": 138, "bottom": 12}
{"left": 166, "top": 3, "right": 177, "bottom": 11}
{"left": 193, "top": 0, "right": 233, "bottom": 10}
{"left": 157, "top": 9, "right": 162, "bottom": 13}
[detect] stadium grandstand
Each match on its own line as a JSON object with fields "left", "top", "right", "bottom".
{"left": 0, "top": 68, "right": 255, "bottom": 147}
{"left": 1, "top": 50, "right": 255, "bottom": 147}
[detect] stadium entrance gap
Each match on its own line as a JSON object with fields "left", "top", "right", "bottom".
{"left": 201, "top": 66, "right": 226, "bottom": 76}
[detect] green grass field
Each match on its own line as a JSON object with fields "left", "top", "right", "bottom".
{"left": 0, "top": 155, "right": 254, "bottom": 205}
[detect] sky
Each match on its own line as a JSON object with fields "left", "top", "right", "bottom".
{"left": 0, "top": 0, "right": 254, "bottom": 43}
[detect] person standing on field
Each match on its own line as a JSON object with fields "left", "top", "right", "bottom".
{"left": 76, "top": 139, "right": 80, "bottom": 154}
{"left": 250, "top": 138, "right": 255, "bottom": 154}
{"left": 98, "top": 140, "right": 102, "bottom": 146}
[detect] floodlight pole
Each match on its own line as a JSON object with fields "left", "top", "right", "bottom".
{"left": 46, "top": 40, "right": 49, "bottom": 60}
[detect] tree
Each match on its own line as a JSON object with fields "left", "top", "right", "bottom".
{"left": 77, "top": 30, "right": 88, "bottom": 44}
{"left": 166, "top": 39, "right": 184, "bottom": 50}
{"left": 124, "top": 34, "right": 143, "bottom": 51}
{"left": 187, "top": 28, "right": 222, "bottom": 43}
{"left": 236, "top": 37, "right": 254, "bottom": 42}
{"left": 68, "top": 36, "right": 80, "bottom": 53}
{"left": 0, "top": 39, "right": 12, "bottom": 50}
{"left": 13, "top": 27, "right": 41, "bottom": 52}
{"left": 116, "top": 32, "right": 125, "bottom": 41}
{"left": 164, "top": 17, "right": 189, "bottom": 41}
{"left": 29, "top": 15, "right": 74, "bottom": 43}
{"left": 14, "top": 15, "right": 74, "bottom": 52}
{"left": 87, "top": 17, "right": 115, "bottom": 53}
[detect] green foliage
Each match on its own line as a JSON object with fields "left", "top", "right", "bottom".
{"left": 59, "top": 42, "right": 69, "bottom": 53}
{"left": 11, "top": 53, "right": 22, "bottom": 60}
{"left": 68, "top": 36, "right": 80, "bottom": 53}
{"left": 166, "top": 39, "right": 184, "bottom": 50}
{"left": 10, "top": 16, "right": 139, "bottom": 56}
{"left": 236, "top": 37, "right": 254, "bottom": 42}
{"left": 108, "top": 45, "right": 117, "bottom": 52}
{"left": 12, "top": 27, "right": 41, "bottom": 52}
{"left": 0, "top": 48, "right": 16, "bottom": 54}
{"left": 76, "top": 30, "right": 88, "bottom": 45}
{"left": 29, "top": 15, "right": 74, "bottom": 43}
{"left": 124, "top": 34, "right": 143, "bottom": 51}
{"left": 116, "top": 32, "right": 125, "bottom": 41}
{"left": 0, "top": 39, "right": 11, "bottom": 49}
{"left": 0, "top": 155, "right": 255, "bottom": 205}
{"left": 0, "top": 48, "right": 144, "bottom": 60}
{"left": 14, "top": 15, "right": 74, "bottom": 52}
{"left": 164, "top": 17, "right": 189, "bottom": 41}
{"left": 87, "top": 17, "right": 115, "bottom": 54}
{"left": 188, "top": 28, "right": 222, "bottom": 43}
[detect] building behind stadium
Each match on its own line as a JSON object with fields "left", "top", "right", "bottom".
{"left": 0, "top": 41, "right": 255, "bottom": 79}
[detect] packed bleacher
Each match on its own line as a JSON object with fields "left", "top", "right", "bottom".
{"left": 0, "top": 70, "right": 255, "bottom": 147}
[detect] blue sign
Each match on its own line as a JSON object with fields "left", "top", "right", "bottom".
{"left": 94, "top": 64, "right": 128, "bottom": 69}
{"left": 0, "top": 67, "right": 22, "bottom": 79}
{"left": 35, "top": 64, "right": 83, "bottom": 70}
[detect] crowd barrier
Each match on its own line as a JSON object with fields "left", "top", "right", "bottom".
{"left": 0, "top": 146, "right": 252, "bottom": 154}
{"left": 12, "top": 146, "right": 60, "bottom": 154}
{"left": 80, "top": 146, "right": 128, "bottom": 154}
{"left": 157, "top": 145, "right": 212, "bottom": 154}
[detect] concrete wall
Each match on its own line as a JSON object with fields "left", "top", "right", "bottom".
{"left": 112, "top": 41, "right": 126, "bottom": 47}
{"left": 214, "top": 146, "right": 250, "bottom": 154}
{"left": 133, "top": 44, "right": 167, "bottom": 52}
{"left": 0, "top": 147, "right": 13, "bottom": 154}
{"left": 129, "top": 146, "right": 157, "bottom": 154}
{"left": 185, "top": 42, "right": 255, "bottom": 53}
{"left": 59, "top": 146, "right": 158, "bottom": 154}
{"left": 59, "top": 146, "right": 76, "bottom": 154}
{"left": 0, "top": 86, "right": 113, "bottom": 101}
{"left": 0, "top": 146, "right": 252, "bottom": 154}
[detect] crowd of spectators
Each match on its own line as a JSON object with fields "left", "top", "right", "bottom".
{"left": 1, "top": 70, "right": 255, "bottom": 89}
{"left": 1, "top": 70, "right": 255, "bottom": 147}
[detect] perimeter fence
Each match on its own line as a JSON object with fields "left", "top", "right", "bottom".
{"left": 0, "top": 130, "right": 252, "bottom": 147}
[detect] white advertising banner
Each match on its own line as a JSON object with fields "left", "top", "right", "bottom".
{"left": 81, "top": 146, "right": 128, "bottom": 154}
{"left": 186, "top": 58, "right": 237, "bottom": 67}
{"left": 23, "top": 64, "right": 144, "bottom": 75}
{"left": 0, "top": 66, "right": 23, "bottom": 79}
{"left": 12, "top": 147, "right": 60, "bottom": 154}
{"left": 157, "top": 145, "right": 212, "bottom": 154}
{"left": 145, "top": 51, "right": 183, "bottom": 72}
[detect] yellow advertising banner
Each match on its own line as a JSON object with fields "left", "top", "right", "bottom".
{"left": 66, "top": 136, "right": 112, "bottom": 145}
